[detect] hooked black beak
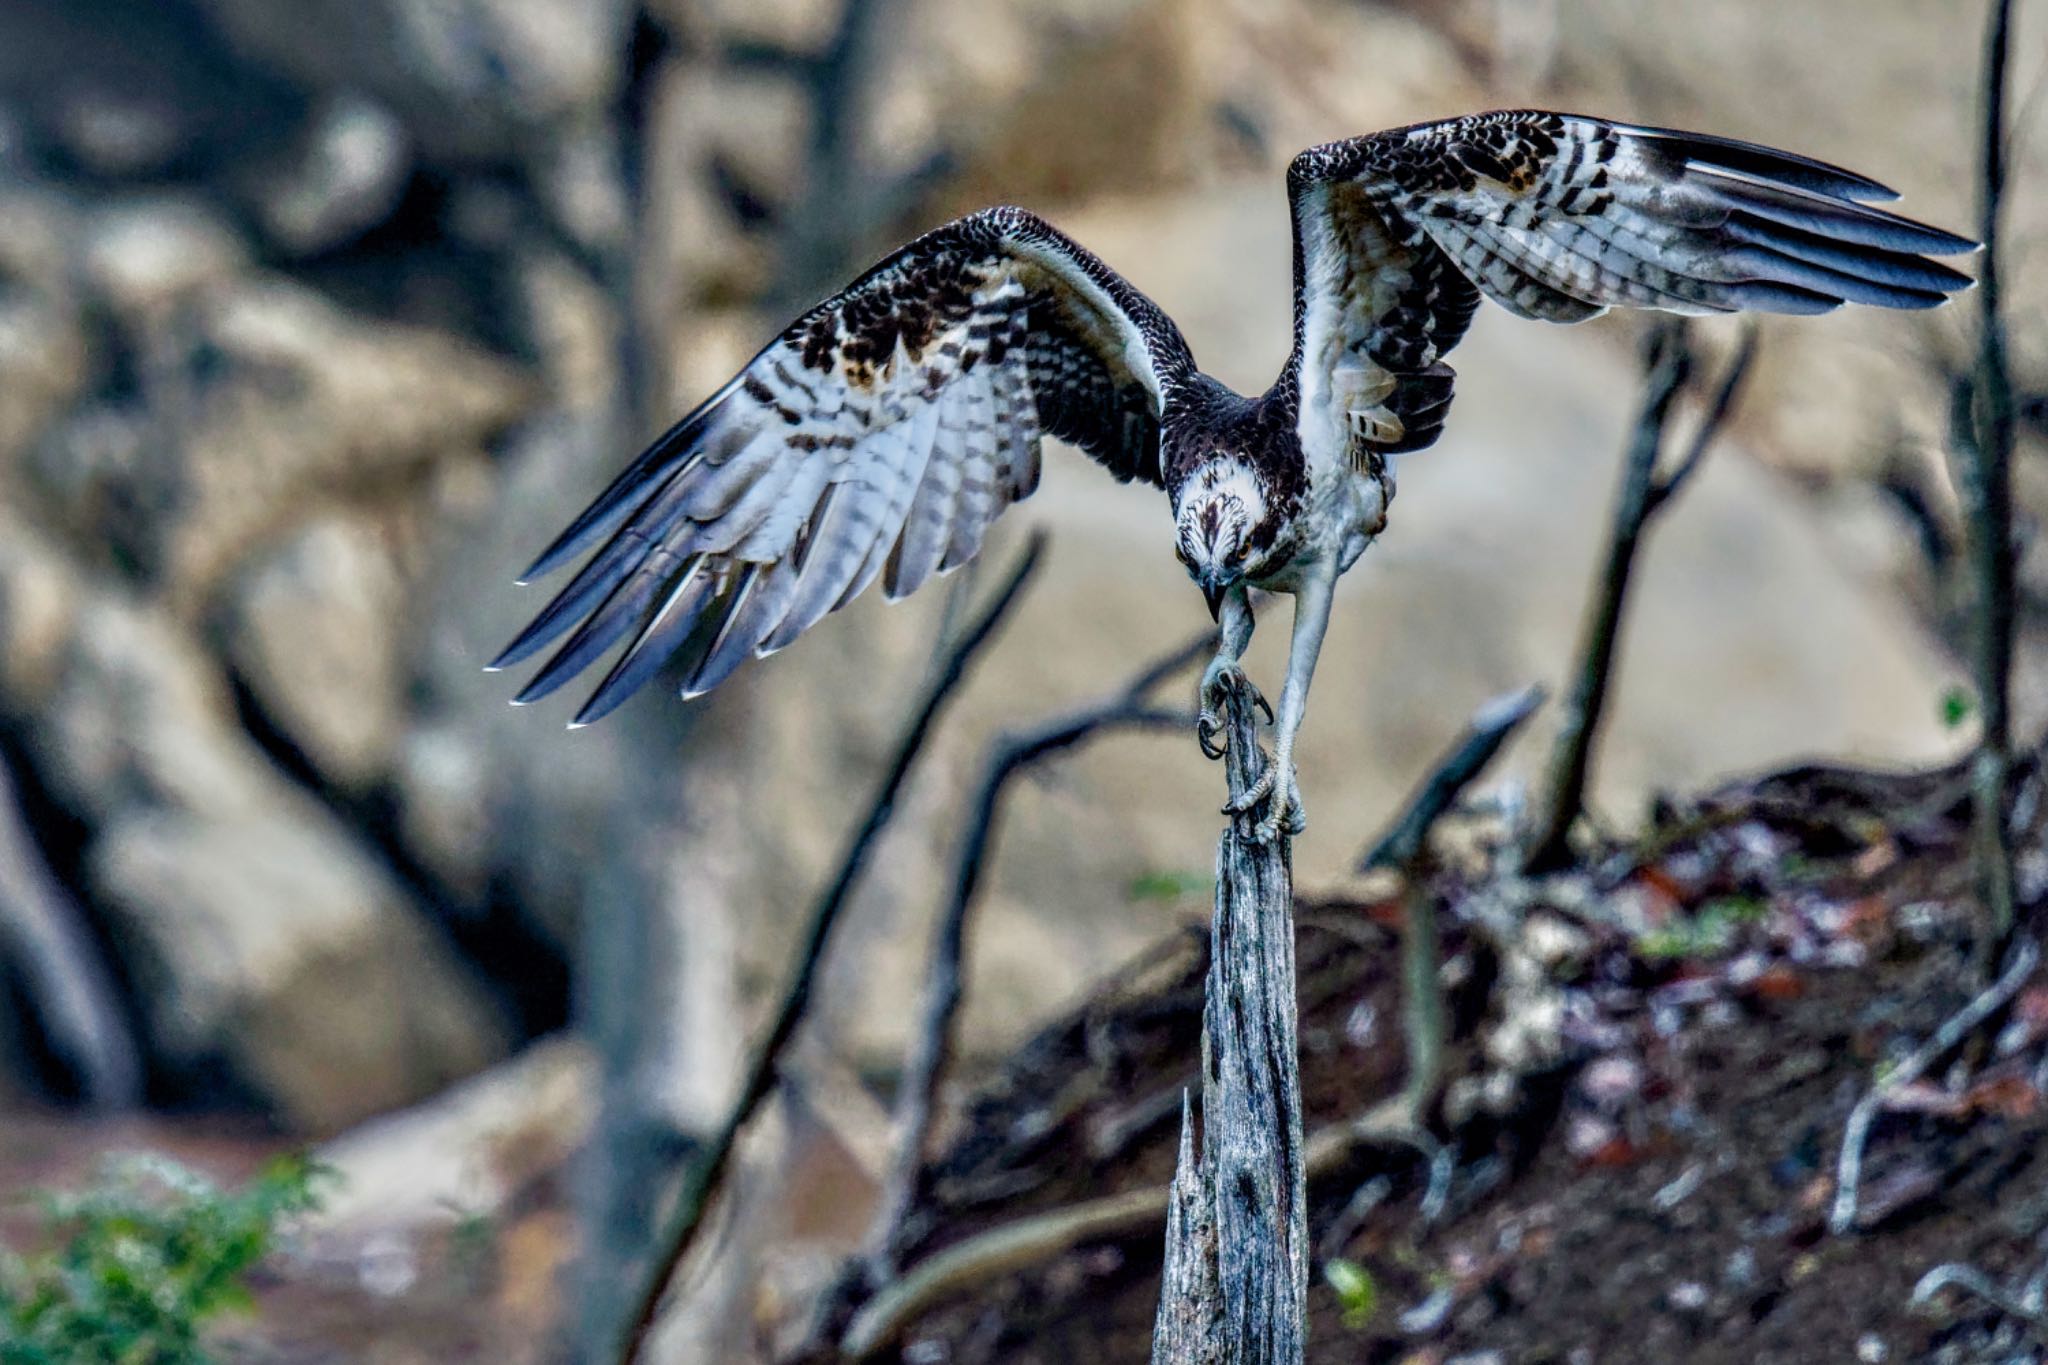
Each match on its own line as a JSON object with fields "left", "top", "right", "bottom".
{"left": 1203, "top": 581, "right": 1226, "bottom": 621}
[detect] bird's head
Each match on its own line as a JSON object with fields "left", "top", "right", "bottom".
{"left": 1173, "top": 456, "right": 1270, "bottom": 619}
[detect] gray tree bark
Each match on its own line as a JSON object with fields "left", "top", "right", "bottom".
{"left": 1152, "top": 685, "right": 1306, "bottom": 1364}
{"left": 0, "top": 758, "right": 141, "bottom": 1108}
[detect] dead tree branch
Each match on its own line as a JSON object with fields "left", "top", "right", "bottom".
{"left": 1153, "top": 680, "right": 1307, "bottom": 1363}
{"left": 1913, "top": 1260, "right": 2048, "bottom": 1338}
{"left": 840, "top": 1090, "right": 1438, "bottom": 1357}
{"left": 1361, "top": 683, "right": 1546, "bottom": 1120}
{"left": 1961, "top": 0, "right": 2019, "bottom": 961}
{"left": 1362, "top": 683, "right": 1548, "bottom": 874}
{"left": 1523, "top": 322, "right": 1759, "bottom": 872}
{"left": 864, "top": 629, "right": 1212, "bottom": 1282}
{"left": 1829, "top": 933, "right": 2039, "bottom": 1235}
{"left": 617, "top": 533, "right": 1047, "bottom": 1364}
{"left": 0, "top": 757, "right": 141, "bottom": 1108}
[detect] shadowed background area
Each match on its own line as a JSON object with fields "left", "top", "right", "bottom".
{"left": 0, "top": 0, "right": 2040, "bottom": 1360}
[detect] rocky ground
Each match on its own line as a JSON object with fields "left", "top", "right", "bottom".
{"left": 844, "top": 755, "right": 2048, "bottom": 1365}
{"left": 6, "top": 737, "right": 2045, "bottom": 1363}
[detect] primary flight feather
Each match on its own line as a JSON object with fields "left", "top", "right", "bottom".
{"left": 494, "top": 109, "right": 1973, "bottom": 843}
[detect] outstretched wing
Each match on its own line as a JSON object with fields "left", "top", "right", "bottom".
{"left": 491, "top": 206, "right": 1195, "bottom": 725}
{"left": 1286, "top": 109, "right": 1975, "bottom": 465}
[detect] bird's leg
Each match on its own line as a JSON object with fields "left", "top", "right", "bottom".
{"left": 1227, "top": 567, "right": 1335, "bottom": 843}
{"left": 1196, "top": 583, "right": 1266, "bottom": 760}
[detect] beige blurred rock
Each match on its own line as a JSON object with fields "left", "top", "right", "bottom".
{"left": 49, "top": 86, "right": 191, "bottom": 180}
{"left": 91, "top": 808, "right": 505, "bottom": 1131}
{"left": 80, "top": 196, "right": 250, "bottom": 320}
{"left": 0, "top": 191, "right": 87, "bottom": 474}
{"left": 514, "top": 249, "right": 620, "bottom": 412}
{"left": 0, "top": 507, "right": 81, "bottom": 701}
{"left": 392, "top": 720, "right": 494, "bottom": 900}
{"left": 138, "top": 278, "right": 529, "bottom": 604}
{"left": 227, "top": 510, "right": 409, "bottom": 789}
{"left": 193, "top": 0, "right": 632, "bottom": 162}
{"left": 250, "top": 94, "right": 412, "bottom": 256}
{"left": 533, "top": 121, "right": 631, "bottom": 256}
{"left": 311, "top": 1036, "right": 592, "bottom": 1230}
{"left": 25, "top": 588, "right": 507, "bottom": 1130}
{"left": 643, "top": 65, "right": 807, "bottom": 304}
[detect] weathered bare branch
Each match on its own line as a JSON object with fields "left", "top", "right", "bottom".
{"left": 1360, "top": 682, "right": 1546, "bottom": 1122}
{"left": 1523, "top": 323, "right": 1756, "bottom": 872}
{"left": 1829, "top": 933, "right": 2038, "bottom": 1235}
{"left": 1646, "top": 322, "right": 1760, "bottom": 514}
{"left": 865, "top": 628, "right": 1211, "bottom": 1282}
{"left": 1152, "top": 680, "right": 1306, "bottom": 1363}
{"left": 1913, "top": 1260, "right": 2048, "bottom": 1337}
{"left": 1360, "top": 682, "right": 1547, "bottom": 874}
{"left": 0, "top": 757, "right": 141, "bottom": 1109}
{"left": 841, "top": 1091, "right": 1426, "bottom": 1357}
{"left": 617, "top": 533, "right": 1048, "bottom": 1364}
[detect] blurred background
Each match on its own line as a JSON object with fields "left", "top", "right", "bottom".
{"left": 0, "top": 0, "right": 2040, "bottom": 1359}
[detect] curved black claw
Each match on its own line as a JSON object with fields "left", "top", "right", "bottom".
{"left": 1223, "top": 762, "right": 1276, "bottom": 816}
{"left": 1225, "top": 755, "right": 1305, "bottom": 844}
{"left": 1196, "top": 660, "right": 1271, "bottom": 760}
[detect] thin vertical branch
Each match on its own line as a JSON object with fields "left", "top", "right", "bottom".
{"left": 1523, "top": 324, "right": 1757, "bottom": 872}
{"left": 1965, "top": 0, "right": 2018, "bottom": 957}
{"left": 616, "top": 534, "right": 1047, "bottom": 1364}
{"left": 0, "top": 758, "right": 141, "bottom": 1108}
{"left": 1153, "top": 683, "right": 1306, "bottom": 1364}
{"left": 864, "top": 630, "right": 1210, "bottom": 1282}
{"left": 577, "top": 23, "right": 678, "bottom": 1355}
{"left": 1361, "top": 683, "right": 1546, "bottom": 1120}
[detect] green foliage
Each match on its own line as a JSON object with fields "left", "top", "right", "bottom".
{"left": 1127, "top": 868, "right": 1213, "bottom": 902}
{"left": 1323, "top": 1257, "right": 1379, "bottom": 1330}
{"left": 1940, "top": 684, "right": 1975, "bottom": 730}
{"left": 1636, "top": 895, "right": 1767, "bottom": 960}
{"left": 0, "top": 1153, "right": 329, "bottom": 1364}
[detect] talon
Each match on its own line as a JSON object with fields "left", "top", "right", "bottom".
{"left": 1196, "top": 658, "right": 1272, "bottom": 760}
{"left": 1234, "top": 755, "right": 1304, "bottom": 844}
{"left": 1225, "top": 765, "right": 1276, "bottom": 815}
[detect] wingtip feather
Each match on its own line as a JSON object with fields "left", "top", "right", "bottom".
{"left": 1621, "top": 120, "right": 1902, "bottom": 202}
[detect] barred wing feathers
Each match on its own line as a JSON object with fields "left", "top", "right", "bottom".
{"left": 1288, "top": 110, "right": 1975, "bottom": 462}
{"left": 491, "top": 206, "right": 1194, "bottom": 725}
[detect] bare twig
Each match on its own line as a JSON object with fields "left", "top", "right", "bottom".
{"left": 841, "top": 1092, "right": 1430, "bottom": 1357}
{"left": 1913, "top": 1261, "right": 2048, "bottom": 1338}
{"left": 1828, "top": 933, "right": 2039, "bottom": 1235}
{"left": 1360, "top": 683, "right": 1546, "bottom": 1122}
{"left": 1645, "top": 324, "right": 1761, "bottom": 515}
{"left": 1361, "top": 683, "right": 1548, "bottom": 874}
{"left": 864, "top": 629, "right": 1212, "bottom": 1281}
{"left": 616, "top": 533, "right": 1047, "bottom": 1363}
{"left": 1962, "top": 0, "right": 2019, "bottom": 963}
{"left": 844, "top": 1183, "right": 1173, "bottom": 1359}
{"left": 1523, "top": 323, "right": 1759, "bottom": 872}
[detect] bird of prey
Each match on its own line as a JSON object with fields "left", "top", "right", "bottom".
{"left": 491, "top": 110, "right": 1972, "bottom": 842}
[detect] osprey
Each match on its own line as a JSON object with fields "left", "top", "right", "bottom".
{"left": 492, "top": 110, "right": 1972, "bottom": 843}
